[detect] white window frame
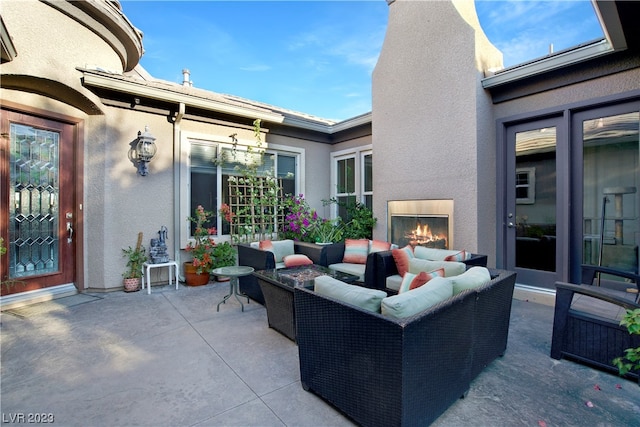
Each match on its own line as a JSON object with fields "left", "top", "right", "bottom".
{"left": 330, "top": 145, "right": 373, "bottom": 218}
{"left": 179, "top": 131, "right": 304, "bottom": 248}
{"left": 516, "top": 167, "right": 536, "bottom": 204}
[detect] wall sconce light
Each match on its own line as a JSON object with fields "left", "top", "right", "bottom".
{"left": 135, "top": 126, "right": 157, "bottom": 176}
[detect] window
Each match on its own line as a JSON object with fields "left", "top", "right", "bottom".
{"left": 362, "top": 152, "right": 373, "bottom": 210}
{"left": 516, "top": 167, "right": 535, "bottom": 204}
{"left": 183, "top": 133, "right": 301, "bottom": 245}
{"left": 331, "top": 147, "right": 373, "bottom": 220}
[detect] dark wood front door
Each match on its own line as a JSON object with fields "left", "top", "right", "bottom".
{"left": 1, "top": 109, "right": 78, "bottom": 295}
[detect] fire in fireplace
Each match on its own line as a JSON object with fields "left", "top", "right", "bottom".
{"left": 391, "top": 215, "right": 448, "bottom": 248}
{"left": 388, "top": 200, "right": 454, "bottom": 249}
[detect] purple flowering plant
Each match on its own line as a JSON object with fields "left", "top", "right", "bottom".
{"left": 280, "top": 194, "right": 322, "bottom": 242}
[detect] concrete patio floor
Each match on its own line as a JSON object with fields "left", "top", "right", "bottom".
{"left": 1, "top": 281, "right": 639, "bottom": 427}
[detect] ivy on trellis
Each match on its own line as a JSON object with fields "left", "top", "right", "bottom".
{"left": 223, "top": 119, "right": 287, "bottom": 243}
{"left": 227, "top": 175, "right": 285, "bottom": 243}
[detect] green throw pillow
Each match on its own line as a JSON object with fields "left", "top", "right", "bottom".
{"left": 408, "top": 258, "right": 466, "bottom": 277}
{"left": 271, "top": 239, "right": 295, "bottom": 262}
{"left": 449, "top": 266, "right": 491, "bottom": 295}
{"left": 314, "top": 275, "right": 387, "bottom": 313}
{"left": 381, "top": 276, "right": 453, "bottom": 319}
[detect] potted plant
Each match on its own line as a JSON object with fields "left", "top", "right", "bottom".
{"left": 122, "top": 232, "right": 147, "bottom": 292}
{"left": 312, "top": 218, "right": 344, "bottom": 244}
{"left": 184, "top": 205, "right": 216, "bottom": 286}
{"left": 211, "top": 241, "right": 237, "bottom": 281}
{"left": 323, "top": 197, "right": 377, "bottom": 240}
{"left": 613, "top": 308, "right": 640, "bottom": 381}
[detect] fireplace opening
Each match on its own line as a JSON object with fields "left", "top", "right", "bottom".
{"left": 387, "top": 200, "right": 454, "bottom": 249}
{"left": 390, "top": 215, "right": 449, "bottom": 249}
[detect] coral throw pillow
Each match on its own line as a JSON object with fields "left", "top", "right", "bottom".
{"left": 283, "top": 254, "right": 314, "bottom": 268}
{"left": 343, "top": 239, "right": 369, "bottom": 264}
{"left": 444, "top": 250, "right": 470, "bottom": 262}
{"left": 398, "top": 268, "right": 446, "bottom": 294}
{"left": 369, "top": 239, "right": 391, "bottom": 254}
{"left": 259, "top": 240, "right": 274, "bottom": 252}
{"left": 391, "top": 245, "right": 414, "bottom": 277}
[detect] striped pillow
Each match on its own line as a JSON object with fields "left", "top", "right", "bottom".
{"left": 369, "top": 239, "right": 391, "bottom": 254}
{"left": 391, "top": 245, "right": 414, "bottom": 277}
{"left": 398, "top": 268, "right": 445, "bottom": 294}
{"left": 343, "top": 239, "right": 370, "bottom": 264}
{"left": 444, "top": 250, "right": 471, "bottom": 262}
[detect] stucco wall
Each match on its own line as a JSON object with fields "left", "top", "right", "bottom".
{"left": 1, "top": 0, "right": 125, "bottom": 92}
{"left": 372, "top": 0, "right": 501, "bottom": 261}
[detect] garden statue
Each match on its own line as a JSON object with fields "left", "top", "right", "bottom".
{"left": 149, "top": 226, "right": 170, "bottom": 263}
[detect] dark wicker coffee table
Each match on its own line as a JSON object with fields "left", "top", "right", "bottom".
{"left": 254, "top": 265, "right": 359, "bottom": 341}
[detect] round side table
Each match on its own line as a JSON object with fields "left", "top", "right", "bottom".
{"left": 212, "top": 266, "right": 254, "bottom": 312}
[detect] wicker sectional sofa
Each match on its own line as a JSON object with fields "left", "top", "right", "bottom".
{"left": 237, "top": 240, "right": 383, "bottom": 303}
{"left": 294, "top": 269, "right": 517, "bottom": 427}
{"left": 237, "top": 241, "right": 332, "bottom": 304}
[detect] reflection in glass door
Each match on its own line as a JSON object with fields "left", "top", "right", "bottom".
{"left": 504, "top": 117, "right": 563, "bottom": 289}
{"left": 582, "top": 111, "right": 639, "bottom": 288}
{"left": 515, "top": 127, "right": 557, "bottom": 272}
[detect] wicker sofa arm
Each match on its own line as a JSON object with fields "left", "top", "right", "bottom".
{"left": 293, "top": 241, "right": 331, "bottom": 266}
{"left": 237, "top": 243, "right": 276, "bottom": 270}
{"left": 323, "top": 242, "right": 346, "bottom": 265}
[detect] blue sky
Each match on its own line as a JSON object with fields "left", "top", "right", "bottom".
{"left": 121, "top": 1, "right": 604, "bottom": 121}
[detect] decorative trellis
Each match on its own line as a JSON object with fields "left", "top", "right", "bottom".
{"left": 228, "top": 176, "right": 285, "bottom": 243}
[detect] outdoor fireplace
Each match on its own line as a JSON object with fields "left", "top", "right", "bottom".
{"left": 388, "top": 200, "right": 454, "bottom": 249}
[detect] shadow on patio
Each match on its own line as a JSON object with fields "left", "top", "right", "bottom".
{"left": 1, "top": 282, "right": 639, "bottom": 426}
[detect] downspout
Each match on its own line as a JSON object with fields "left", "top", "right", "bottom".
{"left": 172, "top": 102, "right": 186, "bottom": 281}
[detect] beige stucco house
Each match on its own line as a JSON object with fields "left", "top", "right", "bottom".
{"left": 1, "top": 0, "right": 638, "bottom": 308}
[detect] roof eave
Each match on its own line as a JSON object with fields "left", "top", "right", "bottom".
{"left": 82, "top": 70, "right": 373, "bottom": 133}
{"left": 82, "top": 71, "right": 285, "bottom": 124}
{"left": 481, "top": 39, "right": 613, "bottom": 89}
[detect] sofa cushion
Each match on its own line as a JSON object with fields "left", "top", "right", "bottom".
{"left": 328, "top": 263, "right": 366, "bottom": 282}
{"left": 343, "top": 239, "right": 369, "bottom": 264}
{"left": 409, "top": 258, "right": 466, "bottom": 277}
{"left": 381, "top": 276, "right": 454, "bottom": 319}
{"left": 449, "top": 266, "right": 492, "bottom": 295}
{"left": 385, "top": 275, "right": 402, "bottom": 292}
{"left": 398, "top": 268, "right": 445, "bottom": 294}
{"left": 259, "top": 239, "right": 295, "bottom": 262}
{"left": 315, "top": 275, "right": 387, "bottom": 313}
{"left": 413, "top": 247, "right": 461, "bottom": 261}
{"left": 283, "top": 254, "right": 313, "bottom": 268}
{"left": 392, "top": 245, "right": 415, "bottom": 277}
{"left": 369, "top": 239, "right": 391, "bottom": 254}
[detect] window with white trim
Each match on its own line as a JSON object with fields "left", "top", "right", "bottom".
{"left": 186, "top": 136, "right": 301, "bottom": 240}
{"left": 331, "top": 147, "right": 373, "bottom": 220}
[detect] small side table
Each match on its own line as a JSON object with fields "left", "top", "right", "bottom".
{"left": 213, "top": 266, "right": 254, "bottom": 312}
{"left": 142, "top": 261, "right": 179, "bottom": 295}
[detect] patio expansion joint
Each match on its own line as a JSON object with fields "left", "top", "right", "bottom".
{"left": 161, "top": 293, "right": 265, "bottom": 391}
